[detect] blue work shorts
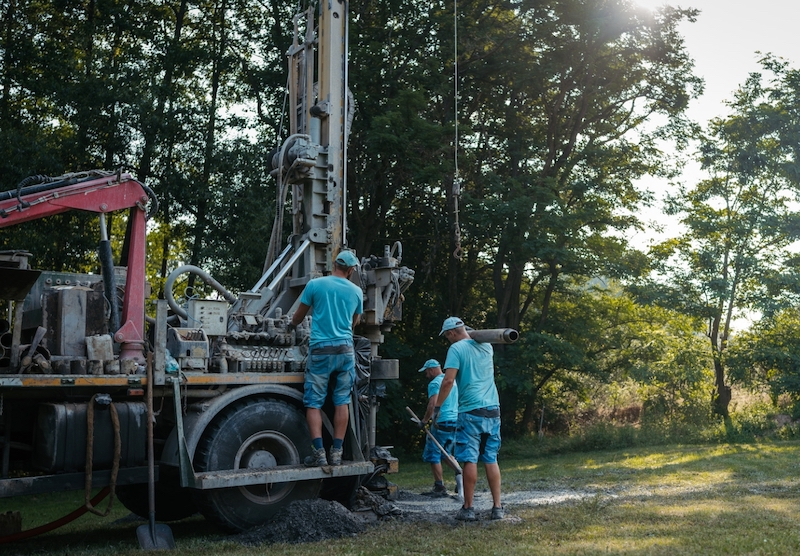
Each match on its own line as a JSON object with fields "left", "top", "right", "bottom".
{"left": 422, "top": 421, "right": 457, "bottom": 464}
{"left": 455, "top": 410, "right": 501, "bottom": 464}
{"left": 303, "top": 350, "right": 355, "bottom": 408}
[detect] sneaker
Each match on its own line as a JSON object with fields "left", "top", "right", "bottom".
{"left": 491, "top": 506, "right": 505, "bottom": 520}
{"left": 304, "top": 447, "right": 327, "bottom": 467}
{"left": 329, "top": 447, "right": 343, "bottom": 466}
{"left": 455, "top": 506, "right": 476, "bottom": 521}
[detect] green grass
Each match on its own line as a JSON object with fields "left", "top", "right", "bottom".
{"left": 5, "top": 441, "right": 800, "bottom": 554}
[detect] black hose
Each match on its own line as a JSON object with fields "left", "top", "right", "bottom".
{"left": 99, "top": 239, "right": 121, "bottom": 333}
{"left": 138, "top": 182, "right": 159, "bottom": 220}
{"left": 0, "top": 176, "right": 83, "bottom": 203}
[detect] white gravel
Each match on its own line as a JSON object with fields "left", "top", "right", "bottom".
{"left": 391, "top": 487, "right": 597, "bottom": 523}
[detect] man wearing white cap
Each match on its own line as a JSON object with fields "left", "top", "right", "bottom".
{"left": 437, "top": 316, "right": 503, "bottom": 521}
{"left": 290, "top": 250, "right": 363, "bottom": 467}
{"left": 418, "top": 358, "right": 459, "bottom": 496}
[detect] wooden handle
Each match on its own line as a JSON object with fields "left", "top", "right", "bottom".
{"left": 405, "top": 406, "right": 462, "bottom": 474}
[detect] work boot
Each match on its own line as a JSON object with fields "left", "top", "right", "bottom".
{"left": 491, "top": 506, "right": 505, "bottom": 520}
{"left": 455, "top": 506, "right": 476, "bottom": 521}
{"left": 329, "top": 447, "right": 343, "bottom": 466}
{"left": 421, "top": 483, "right": 448, "bottom": 497}
{"left": 304, "top": 447, "right": 327, "bottom": 467}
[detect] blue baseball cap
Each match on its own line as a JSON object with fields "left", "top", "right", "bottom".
{"left": 418, "top": 359, "right": 441, "bottom": 373}
{"left": 335, "top": 250, "right": 359, "bottom": 268}
{"left": 439, "top": 316, "right": 465, "bottom": 335}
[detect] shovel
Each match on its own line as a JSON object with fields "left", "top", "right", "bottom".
{"left": 137, "top": 356, "right": 176, "bottom": 550}
{"left": 405, "top": 407, "right": 464, "bottom": 501}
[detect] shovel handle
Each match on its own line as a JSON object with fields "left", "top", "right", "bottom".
{"left": 405, "top": 406, "right": 462, "bottom": 474}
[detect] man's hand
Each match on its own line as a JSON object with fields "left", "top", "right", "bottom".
{"left": 418, "top": 419, "right": 427, "bottom": 430}
{"left": 288, "top": 322, "right": 297, "bottom": 333}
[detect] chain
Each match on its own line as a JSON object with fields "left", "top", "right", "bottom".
{"left": 452, "top": 0, "right": 463, "bottom": 261}
{"left": 452, "top": 175, "right": 463, "bottom": 260}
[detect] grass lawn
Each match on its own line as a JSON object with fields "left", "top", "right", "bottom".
{"left": 4, "top": 441, "right": 800, "bottom": 555}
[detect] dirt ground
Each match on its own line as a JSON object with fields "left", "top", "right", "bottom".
{"left": 230, "top": 486, "right": 590, "bottom": 545}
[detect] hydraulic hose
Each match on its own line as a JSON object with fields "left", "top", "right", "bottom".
{"left": 164, "top": 265, "right": 237, "bottom": 320}
{"left": 0, "top": 174, "right": 95, "bottom": 203}
{"left": 0, "top": 487, "right": 111, "bottom": 544}
{"left": 99, "top": 213, "right": 121, "bottom": 333}
{"left": 84, "top": 394, "right": 120, "bottom": 518}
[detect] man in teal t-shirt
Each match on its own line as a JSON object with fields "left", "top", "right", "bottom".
{"left": 290, "top": 250, "right": 363, "bottom": 467}
{"left": 436, "top": 317, "right": 503, "bottom": 522}
{"left": 418, "top": 358, "right": 459, "bottom": 496}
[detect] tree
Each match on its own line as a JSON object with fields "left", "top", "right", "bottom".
{"left": 458, "top": 0, "right": 701, "bottom": 332}
{"left": 462, "top": 0, "right": 700, "bottom": 431}
{"left": 648, "top": 56, "right": 800, "bottom": 419}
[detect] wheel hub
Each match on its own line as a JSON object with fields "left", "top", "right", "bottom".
{"left": 234, "top": 430, "right": 299, "bottom": 504}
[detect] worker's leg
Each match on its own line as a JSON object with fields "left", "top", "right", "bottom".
{"left": 484, "top": 462, "right": 501, "bottom": 508}
{"left": 331, "top": 352, "right": 355, "bottom": 445}
{"left": 306, "top": 407, "right": 323, "bottom": 440}
{"left": 454, "top": 412, "right": 482, "bottom": 508}
{"left": 333, "top": 403, "right": 349, "bottom": 440}
{"left": 480, "top": 415, "right": 502, "bottom": 508}
{"left": 303, "top": 354, "right": 330, "bottom": 447}
{"left": 431, "top": 462, "right": 443, "bottom": 483}
{"left": 462, "top": 462, "right": 478, "bottom": 508}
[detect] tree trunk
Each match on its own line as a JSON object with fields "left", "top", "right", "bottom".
{"left": 709, "top": 311, "right": 730, "bottom": 418}
{"left": 713, "top": 356, "right": 732, "bottom": 419}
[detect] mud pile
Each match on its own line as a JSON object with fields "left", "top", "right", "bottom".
{"left": 232, "top": 498, "right": 366, "bottom": 546}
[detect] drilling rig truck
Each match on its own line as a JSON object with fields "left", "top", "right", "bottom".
{"left": 0, "top": 0, "right": 413, "bottom": 534}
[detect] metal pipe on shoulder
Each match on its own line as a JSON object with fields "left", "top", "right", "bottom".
{"left": 467, "top": 328, "right": 519, "bottom": 344}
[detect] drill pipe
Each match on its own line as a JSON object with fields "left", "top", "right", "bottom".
{"left": 467, "top": 328, "right": 519, "bottom": 344}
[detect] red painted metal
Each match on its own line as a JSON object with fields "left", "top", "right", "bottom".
{"left": 116, "top": 201, "right": 147, "bottom": 363}
{"left": 0, "top": 173, "right": 148, "bottom": 225}
{"left": 0, "top": 173, "right": 149, "bottom": 362}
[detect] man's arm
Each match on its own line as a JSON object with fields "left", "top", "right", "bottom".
{"left": 290, "top": 302, "right": 311, "bottom": 328}
{"left": 421, "top": 392, "right": 438, "bottom": 424}
{"left": 437, "top": 368, "right": 458, "bottom": 411}
{"left": 351, "top": 312, "right": 360, "bottom": 330}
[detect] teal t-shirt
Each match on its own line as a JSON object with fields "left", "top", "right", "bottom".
{"left": 428, "top": 374, "right": 458, "bottom": 423}
{"left": 299, "top": 275, "right": 363, "bottom": 347}
{"left": 443, "top": 339, "right": 499, "bottom": 412}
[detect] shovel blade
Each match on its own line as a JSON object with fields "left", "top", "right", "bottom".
{"left": 455, "top": 473, "right": 464, "bottom": 503}
{"left": 136, "top": 522, "right": 176, "bottom": 550}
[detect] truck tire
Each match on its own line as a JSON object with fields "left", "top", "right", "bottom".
{"left": 192, "top": 398, "right": 321, "bottom": 532}
{"left": 117, "top": 481, "right": 197, "bottom": 522}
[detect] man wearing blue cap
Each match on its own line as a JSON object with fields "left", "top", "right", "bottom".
{"left": 436, "top": 316, "right": 504, "bottom": 521}
{"left": 418, "top": 358, "right": 459, "bottom": 496}
{"left": 290, "top": 250, "right": 363, "bottom": 467}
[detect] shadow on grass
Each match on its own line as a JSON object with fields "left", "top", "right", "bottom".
{"left": 1, "top": 513, "right": 226, "bottom": 556}
{"left": 6, "top": 442, "right": 800, "bottom": 555}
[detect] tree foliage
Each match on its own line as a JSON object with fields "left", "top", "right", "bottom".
{"left": 645, "top": 56, "right": 800, "bottom": 418}
{"left": 3, "top": 0, "right": 772, "bottom": 442}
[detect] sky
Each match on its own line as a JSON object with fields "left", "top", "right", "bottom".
{"left": 630, "top": 0, "right": 800, "bottom": 246}
{"left": 640, "top": 0, "right": 800, "bottom": 124}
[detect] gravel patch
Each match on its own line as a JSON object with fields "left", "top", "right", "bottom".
{"left": 232, "top": 499, "right": 366, "bottom": 546}
{"left": 228, "top": 485, "right": 598, "bottom": 545}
